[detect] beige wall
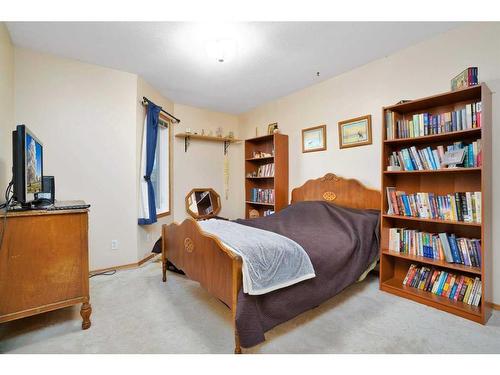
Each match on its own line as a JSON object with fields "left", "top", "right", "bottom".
{"left": 240, "top": 23, "right": 500, "bottom": 303}
{"left": 173, "top": 103, "right": 244, "bottom": 222}
{"left": 10, "top": 47, "right": 245, "bottom": 268}
{"left": 136, "top": 77, "right": 175, "bottom": 260}
{"left": 0, "top": 23, "right": 14, "bottom": 197}
{"left": 14, "top": 48, "right": 139, "bottom": 270}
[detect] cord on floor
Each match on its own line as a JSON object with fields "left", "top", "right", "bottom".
{"left": 89, "top": 270, "right": 117, "bottom": 278}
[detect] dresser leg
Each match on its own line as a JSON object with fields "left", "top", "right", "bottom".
{"left": 234, "top": 328, "right": 242, "bottom": 354}
{"left": 80, "top": 302, "right": 92, "bottom": 330}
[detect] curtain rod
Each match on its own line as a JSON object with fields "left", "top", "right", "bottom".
{"left": 141, "top": 96, "right": 181, "bottom": 123}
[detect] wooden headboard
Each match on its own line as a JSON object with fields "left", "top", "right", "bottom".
{"left": 291, "top": 173, "right": 380, "bottom": 210}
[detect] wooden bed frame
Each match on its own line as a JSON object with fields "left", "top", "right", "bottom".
{"left": 161, "top": 173, "right": 380, "bottom": 353}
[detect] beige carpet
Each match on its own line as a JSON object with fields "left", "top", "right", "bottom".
{"left": 1, "top": 260, "right": 499, "bottom": 354}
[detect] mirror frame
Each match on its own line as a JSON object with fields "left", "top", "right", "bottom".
{"left": 185, "top": 188, "right": 221, "bottom": 220}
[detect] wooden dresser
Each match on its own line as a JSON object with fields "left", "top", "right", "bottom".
{"left": 0, "top": 208, "right": 91, "bottom": 329}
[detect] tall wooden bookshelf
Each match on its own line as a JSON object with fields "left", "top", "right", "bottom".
{"left": 379, "top": 84, "right": 492, "bottom": 324}
{"left": 244, "top": 134, "right": 289, "bottom": 219}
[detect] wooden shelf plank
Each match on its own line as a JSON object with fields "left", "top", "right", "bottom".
{"left": 383, "top": 85, "right": 482, "bottom": 113}
{"left": 245, "top": 201, "right": 275, "bottom": 206}
{"left": 383, "top": 167, "right": 481, "bottom": 175}
{"left": 382, "top": 214, "right": 482, "bottom": 227}
{"left": 381, "top": 277, "right": 481, "bottom": 317}
{"left": 245, "top": 156, "right": 274, "bottom": 161}
{"left": 245, "top": 134, "right": 275, "bottom": 142}
{"left": 175, "top": 133, "right": 241, "bottom": 142}
{"left": 246, "top": 176, "right": 274, "bottom": 179}
{"left": 381, "top": 250, "right": 481, "bottom": 275}
{"left": 384, "top": 128, "right": 481, "bottom": 146}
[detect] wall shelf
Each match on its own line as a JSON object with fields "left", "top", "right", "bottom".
{"left": 175, "top": 133, "right": 241, "bottom": 154}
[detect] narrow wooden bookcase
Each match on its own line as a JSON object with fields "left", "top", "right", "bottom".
{"left": 244, "top": 134, "right": 289, "bottom": 218}
{"left": 379, "top": 84, "right": 492, "bottom": 324}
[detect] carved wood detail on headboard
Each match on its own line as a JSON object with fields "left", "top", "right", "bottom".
{"left": 291, "top": 173, "right": 380, "bottom": 210}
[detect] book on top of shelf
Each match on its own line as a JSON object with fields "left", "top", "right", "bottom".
{"left": 402, "top": 263, "right": 481, "bottom": 306}
{"left": 451, "top": 67, "right": 478, "bottom": 91}
{"left": 385, "top": 101, "right": 481, "bottom": 141}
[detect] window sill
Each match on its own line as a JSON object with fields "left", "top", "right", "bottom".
{"left": 157, "top": 211, "right": 171, "bottom": 219}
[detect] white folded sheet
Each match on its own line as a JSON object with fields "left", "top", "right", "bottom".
{"left": 198, "top": 219, "right": 316, "bottom": 295}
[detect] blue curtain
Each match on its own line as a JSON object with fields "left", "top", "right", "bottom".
{"left": 138, "top": 102, "right": 161, "bottom": 225}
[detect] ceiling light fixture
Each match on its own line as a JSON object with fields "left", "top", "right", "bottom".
{"left": 205, "top": 39, "right": 237, "bottom": 63}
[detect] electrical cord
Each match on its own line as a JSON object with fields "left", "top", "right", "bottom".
{"left": 88, "top": 254, "right": 159, "bottom": 279}
{"left": 0, "top": 181, "right": 14, "bottom": 250}
{"left": 89, "top": 269, "right": 117, "bottom": 278}
{"left": 0, "top": 181, "right": 13, "bottom": 209}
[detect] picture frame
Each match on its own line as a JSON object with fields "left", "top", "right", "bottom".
{"left": 302, "top": 124, "right": 326, "bottom": 153}
{"left": 338, "top": 115, "right": 372, "bottom": 149}
{"left": 267, "top": 122, "right": 278, "bottom": 135}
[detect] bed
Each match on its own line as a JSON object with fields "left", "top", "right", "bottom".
{"left": 161, "top": 173, "right": 381, "bottom": 353}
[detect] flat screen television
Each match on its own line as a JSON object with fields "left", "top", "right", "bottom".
{"left": 12, "top": 124, "right": 44, "bottom": 206}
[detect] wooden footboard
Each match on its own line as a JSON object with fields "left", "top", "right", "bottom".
{"left": 162, "top": 218, "right": 243, "bottom": 353}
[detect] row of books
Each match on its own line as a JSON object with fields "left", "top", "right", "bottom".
{"left": 386, "top": 188, "right": 482, "bottom": 223}
{"left": 403, "top": 264, "right": 482, "bottom": 306}
{"left": 388, "top": 228, "right": 481, "bottom": 267}
{"left": 255, "top": 163, "right": 275, "bottom": 177}
{"left": 387, "top": 140, "right": 482, "bottom": 171}
{"left": 385, "top": 101, "right": 482, "bottom": 140}
{"left": 249, "top": 188, "right": 275, "bottom": 204}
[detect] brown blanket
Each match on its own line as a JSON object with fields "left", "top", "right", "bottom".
{"left": 234, "top": 201, "right": 380, "bottom": 348}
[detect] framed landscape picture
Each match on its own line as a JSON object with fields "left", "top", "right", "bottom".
{"left": 302, "top": 125, "right": 326, "bottom": 153}
{"left": 338, "top": 115, "right": 372, "bottom": 149}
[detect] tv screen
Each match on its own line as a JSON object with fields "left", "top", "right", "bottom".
{"left": 12, "top": 125, "right": 44, "bottom": 205}
{"left": 25, "top": 131, "right": 43, "bottom": 196}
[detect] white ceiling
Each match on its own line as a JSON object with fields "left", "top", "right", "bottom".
{"left": 6, "top": 22, "right": 460, "bottom": 114}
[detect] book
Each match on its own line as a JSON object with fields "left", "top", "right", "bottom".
{"left": 438, "top": 233, "right": 454, "bottom": 263}
{"left": 386, "top": 187, "right": 396, "bottom": 215}
{"left": 403, "top": 264, "right": 417, "bottom": 285}
{"left": 451, "top": 67, "right": 478, "bottom": 91}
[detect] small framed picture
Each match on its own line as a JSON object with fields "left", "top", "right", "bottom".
{"left": 338, "top": 115, "right": 372, "bottom": 149}
{"left": 267, "top": 122, "right": 278, "bottom": 135}
{"left": 302, "top": 125, "right": 326, "bottom": 153}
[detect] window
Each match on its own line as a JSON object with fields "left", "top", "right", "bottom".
{"left": 150, "top": 115, "right": 170, "bottom": 216}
